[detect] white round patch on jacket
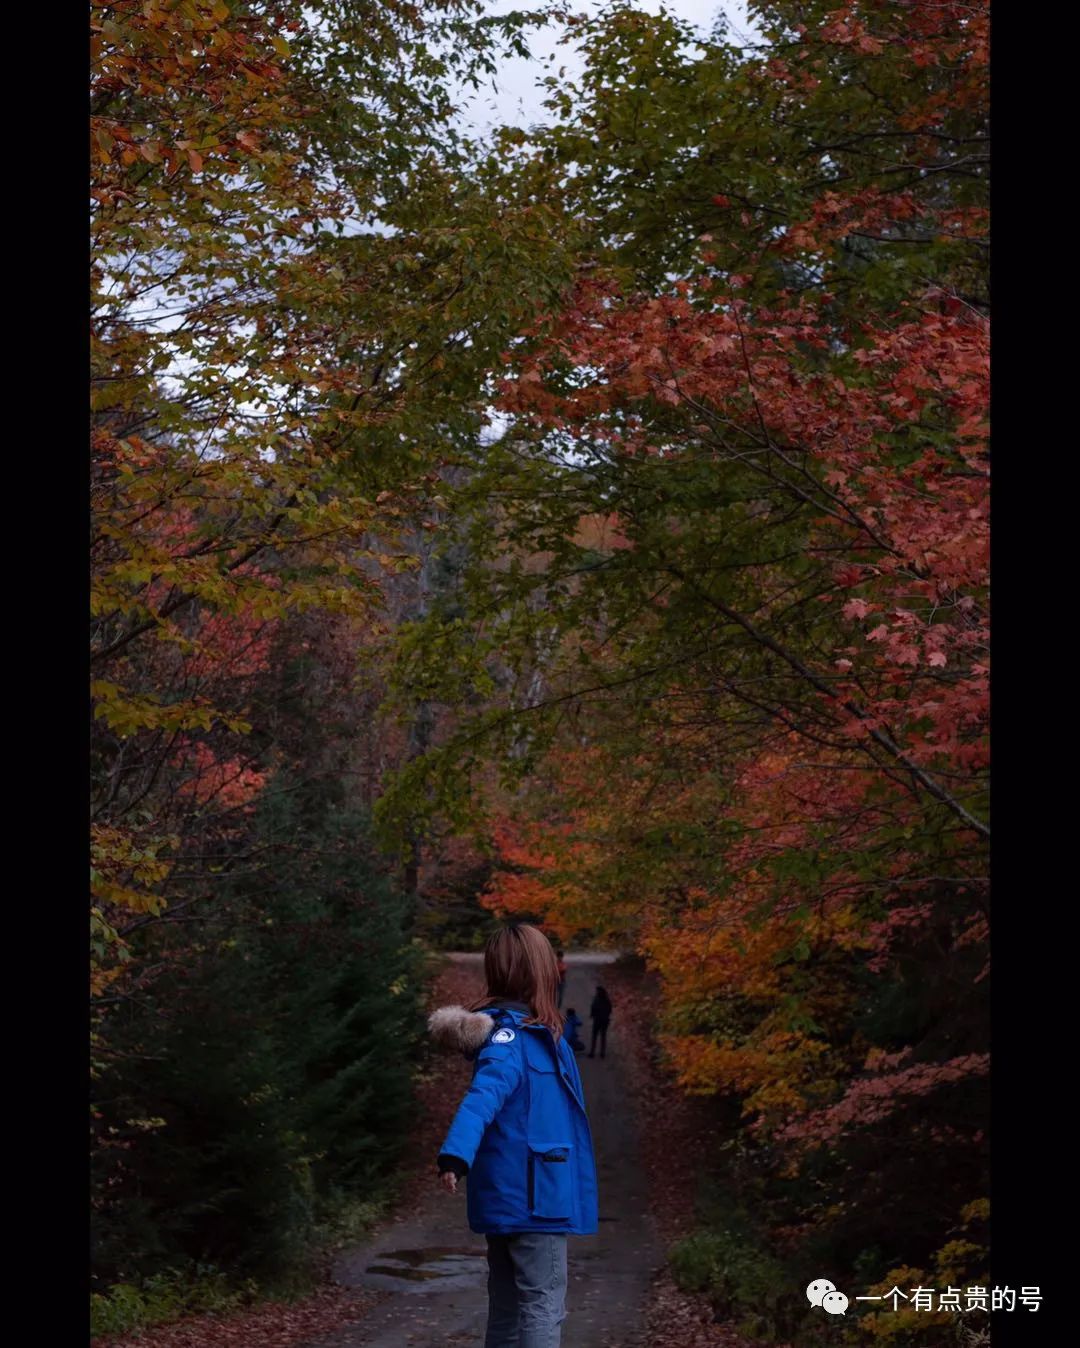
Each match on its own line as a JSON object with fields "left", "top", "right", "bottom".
{"left": 491, "top": 1028, "right": 516, "bottom": 1044}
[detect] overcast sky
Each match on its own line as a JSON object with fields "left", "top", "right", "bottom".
{"left": 456, "top": 2, "right": 757, "bottom": 132}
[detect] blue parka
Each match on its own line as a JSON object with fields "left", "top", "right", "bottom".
{"left": 437, "top": 1004, "right": 599, "bottom": 1236}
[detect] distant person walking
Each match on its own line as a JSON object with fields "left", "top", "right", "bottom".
{"left": 588, "top": 986, "right": 613, "bottom": 1059}
{"left": 564, "top": 1007, "right": 585, "bottom": 1052}
{"left": 556, "top": 950, "right": 568, "bottom": 1007}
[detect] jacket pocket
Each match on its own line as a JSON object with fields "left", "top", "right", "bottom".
{"left": 527, "top": 1141, "right": 574, "bottom": 1219}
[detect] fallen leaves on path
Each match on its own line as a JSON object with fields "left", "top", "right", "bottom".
{"left": 90, "top": 1285, "right": 383, "bottom": 1348}
{"left": 602, "top": 965, "right": 714, "bottom": 1242}
{"left": 603, "top": 964, "right": 790, "bottom": 1348}
{"left": 644, "top": 1269, "right": 794, "bottom": 1348}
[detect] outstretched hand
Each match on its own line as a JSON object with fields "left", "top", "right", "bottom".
{"left": 439, "top": 1170, "right": 458, "bottom": 1195}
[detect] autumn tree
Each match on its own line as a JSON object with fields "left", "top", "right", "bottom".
{"left": 90, "top": 0, "right": 576, "bottom": 1308}
{"left": 91, "top": 0, "right": 572, "bottom": 978}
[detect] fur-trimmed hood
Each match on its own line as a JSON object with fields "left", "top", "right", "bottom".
{"left": 428, "top": 1004, "right": 497, "bottom": 1054}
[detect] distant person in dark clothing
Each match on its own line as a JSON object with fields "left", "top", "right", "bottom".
{"left": 556, "top": 950, "right": 568, "bottom": 1007}
{"left": 564, "top": 1007, "right": 585, "bottom": 1052}
{"left": 589, "top": 986, "right": 613, "bottom": 1059}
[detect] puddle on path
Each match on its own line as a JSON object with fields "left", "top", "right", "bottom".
{"left": 365, "top": 1246, "right": 486, "bottom": 1283}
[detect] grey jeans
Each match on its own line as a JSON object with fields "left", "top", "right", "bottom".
{"left": 484, "top": 1232, "right": 568, "bottom": 1348}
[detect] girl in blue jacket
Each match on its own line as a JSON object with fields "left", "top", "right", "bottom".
{"left": 430, "top": 922, "right": 598, "bottom": 1348}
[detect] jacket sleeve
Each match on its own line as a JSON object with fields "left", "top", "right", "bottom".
{"left": 438, "top": 1035, "right": 524, "bottom": 1170}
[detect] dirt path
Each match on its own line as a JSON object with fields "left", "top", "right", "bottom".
{"left": 306, "top": 954, "right": 661, "bottom": 1348}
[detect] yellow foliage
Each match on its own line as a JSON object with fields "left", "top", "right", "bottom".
{"left": 662, "top": 1029, "right": 833, "bottom": 1117}
{"left": 90, "top": 825, "right": 177, "bottom": 999}
{"left": 856, "top": 1212, "right": 989, "bottom": 1342}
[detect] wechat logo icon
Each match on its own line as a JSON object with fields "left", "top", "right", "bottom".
{"left": 807, "top": 1279, "right": 849, "bottom": 1316}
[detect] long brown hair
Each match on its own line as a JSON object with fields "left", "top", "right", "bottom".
{"left": 470, "top": 923, "right": 564, "bottom": 1038}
